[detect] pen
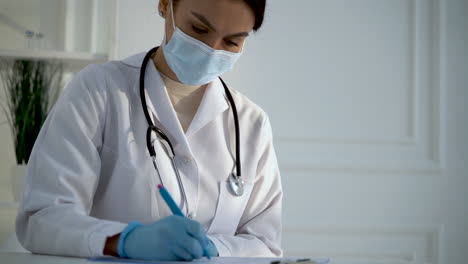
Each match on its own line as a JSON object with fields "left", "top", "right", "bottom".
{"left": 271, "top": 259, "right": 319, "bottom": 264}
{"left": 157, "top": 184, "right": 211, "bottom": 259}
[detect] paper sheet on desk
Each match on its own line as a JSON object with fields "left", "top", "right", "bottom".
{"left": 88, "top": 256, "right": 330, "bottom": 264}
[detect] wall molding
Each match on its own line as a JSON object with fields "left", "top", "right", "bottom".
{"left": 282, "top": 225, "right": 443, "bottom": 264}
{"left": 276, "top": 0, "right": 444, "bottom": 175}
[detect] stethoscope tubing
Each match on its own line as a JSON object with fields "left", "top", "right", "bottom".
{"left": 218, "top": 77, "right": 241, "bottom": 177}
{"left": 139, "top": 46, "right": 242, "bottom": 216}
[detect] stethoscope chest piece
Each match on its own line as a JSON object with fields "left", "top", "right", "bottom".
{"left": 228, "top": 173, "right": 244, "bottom": 196}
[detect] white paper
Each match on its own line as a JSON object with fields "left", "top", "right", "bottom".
{"left": 88, "top": 256, "right": 330, "bottom": 264}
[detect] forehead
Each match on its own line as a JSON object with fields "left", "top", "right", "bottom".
{"left": 176, "top": 0, "right": 255, "bottom": 32}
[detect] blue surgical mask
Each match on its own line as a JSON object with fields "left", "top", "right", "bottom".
{"left": 162, "top": 1, "right": 243, "bottom": 85}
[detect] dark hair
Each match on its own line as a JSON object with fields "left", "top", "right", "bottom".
{"left": 172, "top": 0, "right": 266, "bottom": 31}
{"left": 243, "top": 0, "right": 266, "bottom": 31}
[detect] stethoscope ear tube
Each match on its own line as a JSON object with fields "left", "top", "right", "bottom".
{"left": 139, "top": 46, "right": 159, "bottom": 135}
{"left": 140, "top": 46, "right": 176, "bottom": 158}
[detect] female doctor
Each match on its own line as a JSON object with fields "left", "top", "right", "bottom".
{"left": 16, "top": 0, "right": 282, "bottom": 261}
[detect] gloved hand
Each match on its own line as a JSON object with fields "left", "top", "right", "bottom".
{"left": 119, "top": 215, "right": 218, "bottom": 261}
{"left": 205, "top": 237, "right": 219, "bottom": 257}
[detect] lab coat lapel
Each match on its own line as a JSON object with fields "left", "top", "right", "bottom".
{"left": 186, "top": 78, "right": 229, "bottom": 137}
{"left": 143, "top": 58, "right": 189, "bottom": 150}
{"left": 142, "top": 58, "right": 200, "bottom": 217}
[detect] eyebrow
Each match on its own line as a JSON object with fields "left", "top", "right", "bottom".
{"left": 191, "top": 11, "right": 250, "bottom": 38}
{"left": 226, "top": 31, "right": 249, "bottom": 38}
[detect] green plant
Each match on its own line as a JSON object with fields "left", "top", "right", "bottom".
{"left": 0, "top": 59, "right": 63, "bottom": 164}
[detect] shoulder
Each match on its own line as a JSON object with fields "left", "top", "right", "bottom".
{"left": 89, "top": 52, "right": 145, "bottom": 79}
{"left": 75, "top": 52, "right": 145, "bottom": 83}
{"left": 68, "top": 52, "right": 146, "bottom": 96}
{"left": 99, "top": 52, "right": 146, "bottom": 77}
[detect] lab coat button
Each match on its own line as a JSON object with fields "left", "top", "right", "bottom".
{"left": 183, "top": 157, "right": 191, "bottom": 164}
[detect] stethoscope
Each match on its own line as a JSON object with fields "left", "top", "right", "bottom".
{"left": 139, "top": 46, "right": 244, "bottom": 217}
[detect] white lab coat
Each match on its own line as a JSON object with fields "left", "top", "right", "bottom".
{"left": 15, "top": 52, "right": 283, "bottom": 258}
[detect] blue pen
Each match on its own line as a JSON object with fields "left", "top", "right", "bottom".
{"left": 157, "top": 184, "right": 211, "bottom": 259}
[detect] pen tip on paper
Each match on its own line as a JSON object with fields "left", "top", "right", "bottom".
{"left": 157, "top": 184, "right": 163, "bottom": 189}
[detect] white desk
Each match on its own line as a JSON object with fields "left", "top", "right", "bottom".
{"left": 0, "top": 252, "right": 329, "bottom": 264}
{"left": 1, "top": 252, "right": 90, "bottom": 264}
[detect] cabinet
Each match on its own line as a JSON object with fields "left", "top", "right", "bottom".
{"left": 0, "top": 0, "right": 118, "bottom": 69}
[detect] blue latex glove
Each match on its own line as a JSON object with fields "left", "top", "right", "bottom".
{"left": 119, "top": 215, "right": 218, "bottom": 261}
{"left": 205, "top": 238, "right": 219, "bottom": 257}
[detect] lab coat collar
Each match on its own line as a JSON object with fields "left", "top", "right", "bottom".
{"left": 185, "top": 78, "right": 229, "bottom": 137}
{"left": 121, "top": 52, "right": 146, "bottom": 68}
{"left": 144, "top": 56, "right": 188, "bottom": 150}
{"left": 123, "top": 52, "right": 229, "bottom": 140}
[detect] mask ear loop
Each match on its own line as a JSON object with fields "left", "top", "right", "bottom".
{"left": 162, "top": 0, "right": 177, "bottom": 47}
{"left": 169, "top": 0, "right": 176, "bottom": 31}
{"left": 239, "top": 39, "right": 247, "bottom": 54}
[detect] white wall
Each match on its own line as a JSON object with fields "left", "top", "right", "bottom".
{"left": 115, "top": 0, "right": 164, "bottom": 59}
{"left": 0, "top": 0, "right": 466, "bottom": 263}
{"left": 443, "top": 0, "right": 468, "bottom": 261}
{"left": 0, "top": 90, "right": 17, "bottom": 246}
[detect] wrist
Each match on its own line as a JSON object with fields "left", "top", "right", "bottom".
{"left": 117, "top": 221, "right": 143, "bottom": 258}
{"left": 104, "top": 234, "right": 120, "bottom": 257}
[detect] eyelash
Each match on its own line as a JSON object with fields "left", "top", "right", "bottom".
{"left": 192, "top": 25, "right": 208, "bottom": 34}
{"left": 225, "top": 40, "right": 238, "bottom": 47}
{"left": 192, "top": 25, "right": 239, "bottom": 47}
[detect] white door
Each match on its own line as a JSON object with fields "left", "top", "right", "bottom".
{"left": 223, "top": 0, "right": 467, "bottom": 263}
